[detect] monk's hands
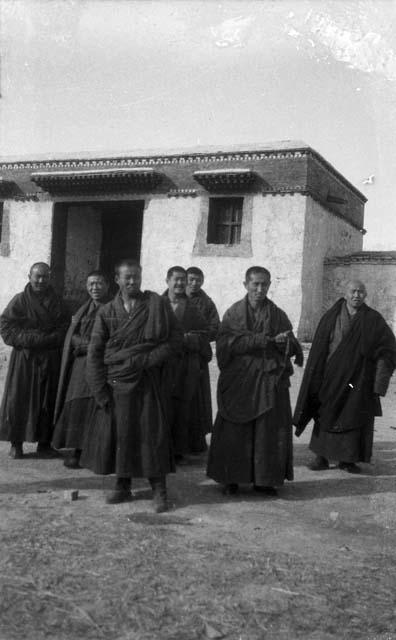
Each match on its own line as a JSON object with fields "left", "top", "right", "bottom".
{"left": 95, "top": 385, "right": 113, "bottom": 411}
{"left": 184, "top": 332, "right": 201, "bottom": 352}
{"left": 129, "top": 353, "right": 149, "bottom": 371}
{"left": 274, "top": 330, "right": 292, "bottom": 344}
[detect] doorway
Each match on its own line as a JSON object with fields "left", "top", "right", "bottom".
{"left": 51, "top": 200, "right": 145, "bottom": 306}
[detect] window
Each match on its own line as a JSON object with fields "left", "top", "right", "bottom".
{"left": 207, "top": 197, "right": 243, "bottom": 245}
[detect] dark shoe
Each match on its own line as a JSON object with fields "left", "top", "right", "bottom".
{"left": 254, "top": 485, "right": 278, "bottom": 496}
{"left": 149, "top": 477, "right": 168, "bottom": 513}
{"left": 308, "top": 456, "right": 329, "bottom": 471}
{"left": 63, "top": 449, "right": 82, "bottom": 469}
{"left": 106, "top": 477, "right": 132, "bottom": 504}
{"left": 9, "top": 443, "right": 23, "bottom": 459}
{"left": 339, "top": 462, "right": 361, "bottom": 474}
{"left": 175, "top": 454, "right": 189, "bottom": 466}
{"left": 36, "top": 443, "right": 59, "bottom": 458}
{"left": 222, "top": 483, "right": 239, "bottom": 496}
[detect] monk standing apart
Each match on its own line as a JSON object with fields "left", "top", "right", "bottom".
{"left": 0, "top": 262, "right": 69, "bottom": 458}
{"left": 163, "top": 266, "right": 213, "bottom": 463}
{"left": 207, "top": 266, "right": 303, "bottom": 496}
{"left": 84, "top": 260, "right": 182, "bottom": 510}
{"left": 52, "top": 271, "right": 110, "bottom": 468}
{"left": 293, "top": 280, "right": 396, "bottom": 473}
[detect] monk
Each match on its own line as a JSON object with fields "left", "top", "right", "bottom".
{"left": 163, "top": 266, "right": 213, "bottom": 463}
{"left": 186, "top": 267, "right": 220, "bottom": 342}
{"left": 52, "top": 271, "right": 110, "bottom": 468}
{"left": 0, "top": 262, "right": 69, "bottom": 458}
{"left": 293, "top": 280, "right": 396, "bottom": 473}
{"left": 83, "top": 259, "right": 182, "bottom": 510}
{"left": 207, "top": 266, "right": 303, "bottom": 496}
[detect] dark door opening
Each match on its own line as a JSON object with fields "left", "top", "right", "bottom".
{"left": 51, "top": 200, "right": 145, "bottom": 306}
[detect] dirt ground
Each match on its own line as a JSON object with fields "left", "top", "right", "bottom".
{"left": 1, "top": 359, "right": 396, "bottom": 640}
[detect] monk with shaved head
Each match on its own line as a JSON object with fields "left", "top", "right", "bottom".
{"left": 294, "top": 279, "right": 396, "bottom": 473}
{"left": 0, "top": 262, "right": 69, "bottom": 458}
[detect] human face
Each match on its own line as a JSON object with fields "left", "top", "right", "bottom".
{"left": 244, "top": 272, "right": 271, "bottom": 306}
{"left": 187, "top": 273, "right": 203, "bottom": 294}
{"left": 29, "top": 265, "right": 51, "bottom": 294}
{"left": 86, "top": 275, "right": 108, "bottom": 302}
{"left": 115, "top": 265, "right": 142, "bottom": 298}
{"left": 167, "top": 271, "right": 186, "bottom": 297}
{"left": 345, "top": 281, "right": 367, "bottom": 310}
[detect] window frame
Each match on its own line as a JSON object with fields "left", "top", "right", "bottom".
{"left": 193, "top": 194, "right": 253, "bottom": 258}
{"left": 207, "top": 196, "right": 244, "bottom": 246}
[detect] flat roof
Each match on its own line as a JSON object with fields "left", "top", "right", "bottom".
{"left": 0, "top": 140, "right": 309, "bottom": 163}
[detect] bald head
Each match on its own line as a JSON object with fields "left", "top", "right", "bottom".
{"left": 344, "top": 279, "right": 367, "bottom": 313}
{"left": 29, "top": 262, "right": 51, "bottom": 294}
{"left": 29, "top": 262, "right": 50, "bottom": 276}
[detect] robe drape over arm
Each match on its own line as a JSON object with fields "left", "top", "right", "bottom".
{"left": 188, "top": 289, "right": 220, "bottom": 342}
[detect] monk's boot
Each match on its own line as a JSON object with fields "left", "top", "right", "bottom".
{"left": 339, "top": 462, "right": 361, "bottom": 474}
{"left": 308, "top": 456, "right": 329, "bottom": 471}
{"left": 222, "top": 483, "right": 239, "bottom": 496}
{"left": 106, "top": 477, "right": 132, "bottom": 504}
{"left": 254, "top": 485, "right": 278, "bottom": 497}
{"left": 36, "top": 442, "right": 59, "bottom": 458}
{"left": 64, "top": 449, "right": 82, "bottom": 469}
{"left": 149, "top": 476, "right": 168, "bottom": 513}
{"left": 9, "top": 442, "right": 23, "bottom": 459}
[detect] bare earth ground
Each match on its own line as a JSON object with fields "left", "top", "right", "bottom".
{"left": 1, "top": 356, "right": 396, "bottom": 640}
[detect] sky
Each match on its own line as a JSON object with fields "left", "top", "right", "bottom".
{"left": 0, "top": 0, "right": 396, "bottom": 249}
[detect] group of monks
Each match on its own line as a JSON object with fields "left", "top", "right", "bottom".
{"left": 0, "top": 260, "right": 395, "bottom": 512}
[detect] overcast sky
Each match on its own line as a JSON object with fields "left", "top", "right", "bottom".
{"left": 1, "top": 0, "right": 396, "bottom": 249}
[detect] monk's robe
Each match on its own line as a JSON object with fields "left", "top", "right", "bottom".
{"left": 207, "top": 296, "right": 303, "bottom": 487}
{"left": 52, "top": 298, "right": 108, "bottom": 450}
{"left": 82, "top": 291, "right": 182, "bottom": 477}
{"left": 0, "top": 284, "right": 69, "bottom": 444}
{"left": 162, "top": 292, "right": 213, "bottom": 456}
{"left": 187, "top": 289, "right": 220, "bottom": 342}
{"left": 293, "top": 299, "right": 396, "bottom": 463}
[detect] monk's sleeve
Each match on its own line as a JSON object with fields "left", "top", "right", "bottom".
{"left": 146, "top": 304, "right": 183, "bottom": 368}
{"left": 374, "top": 359, "right": 394, "bottom": 396}
{"left": 373, "top": 318, "right": 396, "bottom": 396}
{"left": 217, "top": 308, "right": 267, "bottom": 358}
{"left": 86, "top": 310, "right": 111, "bottom": 407}
{"left": 207, "top": 299, "right": 220, "bottom": 342}
{"left": 53, "top": 300, "right": 71, "bottom": 347}
{"left": 0, "top": 296, "right": 63, "bottom": 350}
{"left": 228, "top": 331, "right": 268, "bottom": 355}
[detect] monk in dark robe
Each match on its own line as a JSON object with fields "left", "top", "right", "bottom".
{"left": 0, "top": 262, "right": 69, "bottom": 458}
{"left": 84, "top": 260, "right": 182, "bottom": 510}
{"left": 52, "top": 271, "right": 110, "bottom": 469}
{"left": 207, "top": 266, "right": 303, "bottom": 496}
{"left": 186, "top": 267, "right": 220, "bottom": 342}
{"left": 293, "top": 280, "right": 396, "bottom": 473}
{"left": 162, "top": 266, "right": 213, "bottom": 463}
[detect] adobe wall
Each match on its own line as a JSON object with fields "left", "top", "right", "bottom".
{"left": 0, "top": 200, "right": 53, "bottom": 311}
{"left": 323, "top": 262, "right": 396, "bottom": 331}
{"left": 297, "top": 196, "right": 363, "bottom": 340}
{"left": 0, "top": 199, "right": 53, "bottom": 389}
{"left": 140, "top": 192, "right": 306, "bottom": 330}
